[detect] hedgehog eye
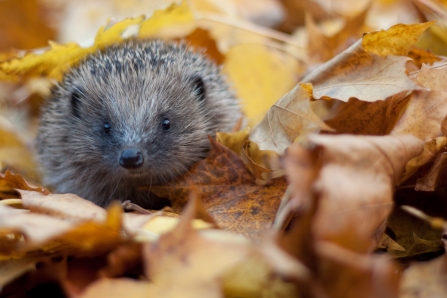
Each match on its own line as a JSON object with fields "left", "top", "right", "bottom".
{"left": 191, "top": 76, "right": 205, "bottom": 101}
{"left": 104, "top": 122, "right": 111, "bottom": 133}
{"left": 71, "top": 90, "right": 82, "bottom": 118}
{"left": 162, "top": 118, "right": 171, "bottom": 130}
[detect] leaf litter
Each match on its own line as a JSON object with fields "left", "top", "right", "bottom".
{"left": 2, "top": 0, "right": 447, "bottom": 296}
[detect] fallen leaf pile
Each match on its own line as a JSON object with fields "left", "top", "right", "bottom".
{"left": 2, "top": 0, "right": 447, "bottom": 297}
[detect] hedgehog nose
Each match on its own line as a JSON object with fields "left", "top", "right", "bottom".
{"left": 119, "top": 148, "right": 144, "bottom": 169}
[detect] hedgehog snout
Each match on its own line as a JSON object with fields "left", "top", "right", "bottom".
{"left": 119, "top": 148, "right": 144, "bottom": 169}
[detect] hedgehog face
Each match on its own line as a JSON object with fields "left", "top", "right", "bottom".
{"left": 63, "top": 63, "right": 211, "bottom": 185}
{"left": 37, "top": 40, "right": 241, "bottom": 207}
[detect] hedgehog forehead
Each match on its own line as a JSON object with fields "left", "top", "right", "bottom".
{"left": 73, "top": 66, "right": 194, "bottom": 124}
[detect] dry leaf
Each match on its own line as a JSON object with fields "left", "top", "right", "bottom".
{"left": 182, "top": 28, "right": 224, "bottom": 64}
{"left": 0, "top": 17, "right": 144, "bottom": 81}
{"left": 249, "top": 83, "right": 332, "bottom": 155}
{"left": 79, "top": 278, "right": 157, "bottom": 298}
{"left": 18, "top": 190, "right": 106, "bottom": 223}
{"left": 41, "top": 202, "right": 124, "bottom": 257}
{"left": 317, "top": 241, "right": 400, "bottom": 298}
{"left": 0, "top": 255, "right": 42, "bottom": 288}
{"left": 0, "top": 204, "right": 72, "bottom": 250}
{"left": 391, "top": 90, "right": 447, "bottom": 140}
{"left": 139, "top": 1, "right": 194, "bottom": 38}
{"left": 0, "top": 170, "right": 49, "bottom": 199}
{"left": 407, "top": 47, "right": 442, "bottom": 68}
{"left": 306, "top": 7, "right": 368, "bottom": 62}
{"left": 0, "top": 2, "right": 195, "bottom": 81}
{"left": 221, "top": 252, "right": 300, "bottom": 297}
{"left": 0, "top": 0, "right": 55, "bottom": 51}
{"left": 362, "top": 22, "right": 435, "bottom": 56}
{"left": 400, "top": 253, "right": 447, "bottom": 297}
{"left": 415, "top": 63, "right": 447, "bottom": 91}
{"left": 303, "top": 39, "right": 420, "bottom": 102}
{"left": 223, "top": 43, "right": 299, "bottom": 125}
{"left": 282, "top": 134, "right": 424, "bottom": 252}
{"left": 324, "top": 93, "right": 409, "bottom": 135}
{"left": 142, "top": 196, "right": 249, "bottom": 297}
{"left": 302, "top": 22, "right": 432, "bottom": 102}
{"left": 415, "top": 152, "right": 447, "bottom": 191}
{"left": 216, "top": 127, "right": 250, "bottom": 157}
{"left": 151, "top": 137, "right": 285, "bottom": 239}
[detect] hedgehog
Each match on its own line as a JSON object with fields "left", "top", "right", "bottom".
{"left": 36, "top": 39, "right": 241, "bottom": 208}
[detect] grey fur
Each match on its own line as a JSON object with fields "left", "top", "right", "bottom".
{"left": 36, "top": 40, "right": 241, "bottom": 207}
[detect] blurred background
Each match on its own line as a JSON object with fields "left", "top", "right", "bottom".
{"left": 0, "top": 0, "right": 445, "bottom": 182}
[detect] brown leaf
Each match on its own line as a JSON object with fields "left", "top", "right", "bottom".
{"left": 0, "top": 255, "right": 42, "bottom": 288}
{"left": 317, "top": 241, "right": 400, "bottom": 298}
{"left": 221, "top": 250, "right": 301, "bottom": 297}
{"left": 63, "top": 256, "right": 108, "bottom": 296}
{"left": 415, "top": 63, "right": 447, "bottom": 90}
{"left": 389, "top": 88, "right": 447, "bottom": 182}
{"left": 0, "top": 170, "right": 49, "bottom": 199}
{"left": 142, "top": 196, "right": 249, "bottom": 297}
{"left": 400, "top": 254, "right": 447, "bottom": 297}
{"left": 400, "top": 137, "right": 447, "bottom": 184}
{"left": 303, "top": 39, "right": 420, "bottom": 102}
{"left": 407, "top": 48, "right": 442, "bottom": 68}
{"left": 391, "top": 90, "right": 447, "bottom": 140}
{"left": 151, "top": 138, "right": 286, "bottom": 239}
{"left": 282, "top": 134, "right": 424, "bottom": 252}
{"left": 415, "top": 152, "right": 447, "bottom": 191}
{"left": 99, "top": 243, "right": 143, "bottom": 279}
{"left": 325, "top": 93, "right": 409, "bottom": 135}
{"left": 181, "top": 28, "right": 224, "bottom": 64}
{"left": 79, "top": 278, "right": 157, "bottom": 298}
{"left": 306, "top": 7, "right": 368, "bottom": 62}
{"left": 19, "top": 190, "right": 106, "bottom": 223}
{"left": 249, "top": 83, "right": 333, "bottom": 155}
{"left": 0, "top": 204, "right": 72, "bottom": 253}
{"left": 42, "top": 202, "right": 125, "bottom": 257}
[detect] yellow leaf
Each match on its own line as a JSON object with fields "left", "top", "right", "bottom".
{"left": 216, "top": 127, "right": 250, "bottom": 156}
{"left": 0, "top": 2, "right": 194, "bottom": 81}
{"left": 223, "top": 44, "right": 299, "bottom": 125}
{"left": 362, "top": 21, "right": 435, "bottom": 56}
{"left": 139, "top": 1, "right": 195, "bottom": 38}
{"left": 94, "top": 16, "right": 145, "bottom": 47}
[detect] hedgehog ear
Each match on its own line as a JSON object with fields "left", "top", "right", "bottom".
{"left": 191, "top": 76, "right": 205, "bottom": 101}
{"left": 70, "top": 89, "right": 82, "bottom": 118}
